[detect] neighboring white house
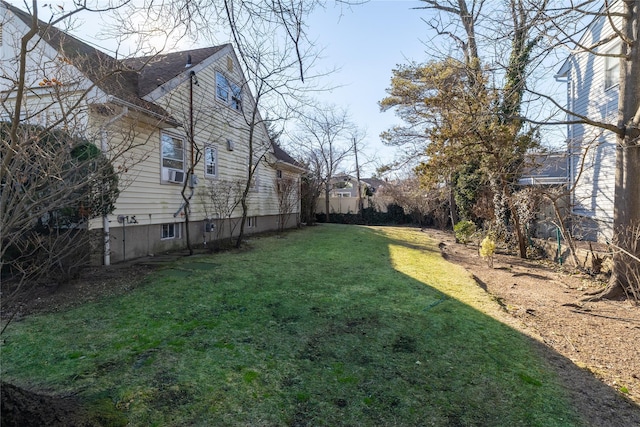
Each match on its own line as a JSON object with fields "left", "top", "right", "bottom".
{"left": 1, "top": 2, "right": 304, "bottom": 263}
{"left": 517, "top": 153, "right": 570, "bottom": 239}
{"left": 555, "top": 5, "right": 623, "bottom": 242}
{"left": 316, "top": 174, "right": 390, "bottom": 215}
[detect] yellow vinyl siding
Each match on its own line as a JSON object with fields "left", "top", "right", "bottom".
{"left": 152, "top": 51, "right": 282, "bottom": 221}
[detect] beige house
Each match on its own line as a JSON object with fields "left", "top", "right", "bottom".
{"left": 1, "top": 2, "right": 304, "bottom": 264}
{"left": 316, "top": 174, "right": 390, "bottom": 215}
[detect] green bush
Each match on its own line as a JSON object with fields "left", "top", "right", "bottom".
{"left": 454, "top": 220, "right": 476, "bottom": 244}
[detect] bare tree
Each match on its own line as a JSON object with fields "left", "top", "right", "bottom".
{"left": 197, "top": 179, "right": 244, "bottom": 248}
{"left": 216, "top": 0, "right": 328, "bottom": 247}
{"left": 298, "top": 151, "right": 324, "bottom": 225}
{"left": 292, "top": 104, "right": 356, "bottom": 222}
{"left": 378, "top": 176, "right": 449, "bottom": 228}
{"left": 1, "top": 1, "right": 160, "bottom": 305}
{"left": 274, "top": 175, "right": 300, "bottom": 232}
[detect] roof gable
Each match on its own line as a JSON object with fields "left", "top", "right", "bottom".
{"left": 3, "top": 1, "right": 172, "bottom": 119}
{"left": 122, "top": 45, "right": 229, "bottom": 97}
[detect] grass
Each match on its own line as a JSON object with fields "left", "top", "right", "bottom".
{"left": 1, "top": 225, "right": 582, "bottom": 426}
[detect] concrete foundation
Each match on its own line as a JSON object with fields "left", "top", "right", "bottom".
{"left": 95, "top": 214, "right": 300, "bottom": 264}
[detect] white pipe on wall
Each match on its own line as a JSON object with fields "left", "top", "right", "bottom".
{"left": 100, "top": 105, "right": 128, "bottom": 266}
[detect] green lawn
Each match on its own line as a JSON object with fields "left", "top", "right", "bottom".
{"left": 1, "top": 225, "right": 581, "bottom": 426}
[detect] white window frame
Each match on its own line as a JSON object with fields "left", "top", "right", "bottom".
{"left": 604, "top": 43, "right": 620, "bottom": 91}
{"left": 161, "top": 132, "right": 185, "bottom": 182}
{"left": 204, "top": 145, "right": 218, "bottom": 178}
{"left": 334, "top": 191, "right": 351, "bottom": 198}
{"left": 161, "top": 223, "right": 180, "bottom": 240}
{"left": 247, "top": 216, "right": 257, "bottom": 228}
{"left": 215, "top": 71, "right": 242, "bottom": 111}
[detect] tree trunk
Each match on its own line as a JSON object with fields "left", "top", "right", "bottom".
{"left": 602, "top": 1, "right": 640, "bottom": 298}
{"left": 235, "top": 197, "right": 248, "bottom": 249}
{"left": 550, "top": 197, "right": 582, "bottom": 268}
{"left": 510, "top": 203, "right": 527, "bottom": 259}
{"left": 448, "top": 182, "right": 459, "bottom": 228}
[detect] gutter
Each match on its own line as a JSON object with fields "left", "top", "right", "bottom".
{"left": 275, "top": 159, "right": 307, "bottom": 174}
{"left": 108, "top": 96, "right": 181, "bottom": 128}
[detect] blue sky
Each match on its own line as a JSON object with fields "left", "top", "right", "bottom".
{"left": 8, "top": 0, "right": 484, "bottom": 175}
{"left": 305, "top": 1, "right": 433, "bottom": 174}
{"left": 8, "top": 0, "right": 568, "bottom": 176}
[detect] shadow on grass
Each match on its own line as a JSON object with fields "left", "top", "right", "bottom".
{"left": 368, "top": 225, "right": 640, "bottom": 426}
{"left": 1, "top": 225, "right": 639, "bottom": 426}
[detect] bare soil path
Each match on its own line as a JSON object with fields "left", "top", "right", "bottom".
{"left": 426, "top": 228, "right": 640, "bottom": 426}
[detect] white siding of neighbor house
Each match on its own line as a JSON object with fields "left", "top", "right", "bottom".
{"left": 563, "top": 8, "right": 621, "bottom": 240}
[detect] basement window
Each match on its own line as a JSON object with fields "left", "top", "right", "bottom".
{"left": 161, "top": 223, "right": 180, "bottom": 240}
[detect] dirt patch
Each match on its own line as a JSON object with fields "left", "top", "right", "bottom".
{"left": 1, "top": 258, "right": 164, "bottom": 322}
{"left": 0, "top": 382, "right": 127, "bottom": 427}
{"left": 1, "top": 258, "right": 164, "bottom": 426}
{"left": 427, "top": 228, "right": 640, "bottom": 425}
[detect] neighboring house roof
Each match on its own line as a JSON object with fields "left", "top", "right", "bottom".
{"left": 4, "top": 1, "right": 174, "bottom": 121}
{"left": 122, "top": 46, "right": 228, "bottom": 96}
{"left": 330, "top": 174, "right": 384, "bottom": 190}
{"left": 272, "top": 142, "right": 305, "bottom": 172}
{"left": 518, "top": 153, "right": 568, "bottom": 186}
{"left": 361, "top": 177, "right": 386, "bottom": 191}
{"left": 332, "top": 173, "right": 355, "bottom": 182}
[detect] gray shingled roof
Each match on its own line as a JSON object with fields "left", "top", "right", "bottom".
{"left": 122, "top": 46, "right": 228, "bottom": 96}
{"left": 6, "top": 2, "right": 303, "bottom": 172}
{"left": 519, "top": 153, "right": 568, "bottom": 186}
{"left": 5, "top": 1, "right": 171, "bottom": 120}
{"left": 272, "top": 142, "right": 305, "bottom": 170}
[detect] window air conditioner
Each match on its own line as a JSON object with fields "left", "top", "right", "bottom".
{"left": 168, "top": 169, "right": 185, "bottom": 183}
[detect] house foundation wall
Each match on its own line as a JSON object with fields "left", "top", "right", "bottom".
{"left": 95, "top": 214, "right": 300, "bottom": 264}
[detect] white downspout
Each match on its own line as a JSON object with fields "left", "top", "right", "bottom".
{"left": 100, "top": 105, "right": 128, "bottom": 266}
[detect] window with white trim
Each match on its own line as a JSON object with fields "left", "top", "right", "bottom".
{"left": 247, "top": 216, "right": 257, "bottom": 228}
{"left": 216, "top": 71, "right": 242, "bottom": 111}
{"left": 161, "top": 132, "right": 185, "bottom": 183}
{"left": 204, "top": 146, "right": 217, "bottom": 178}
{"left": 604, "top": 43, "right": 620, "bottom": 90}
{"left": 161, "top": 223, "right": 180, "bottom": 240}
